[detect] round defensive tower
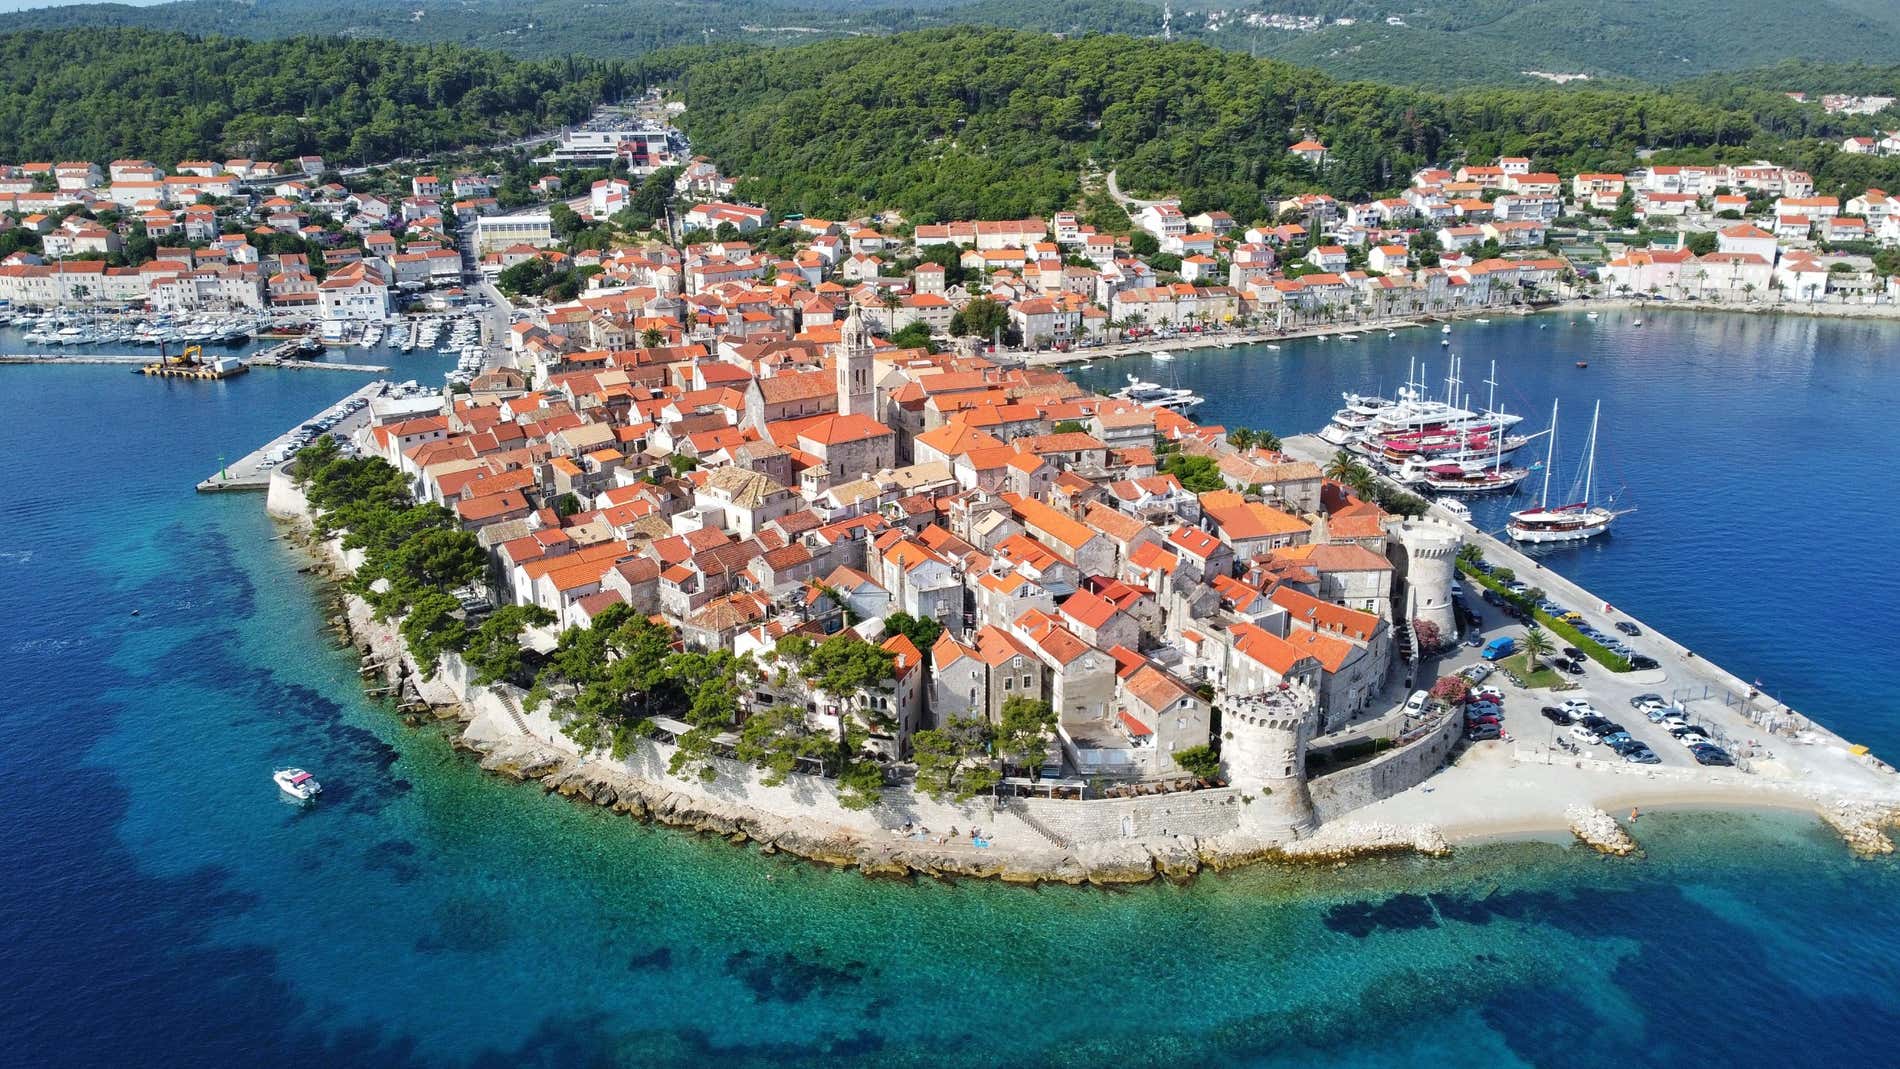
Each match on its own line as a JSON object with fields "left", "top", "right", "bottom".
{"left": 1394, "top": 519, "right": 1462, "bottom": 643}
{"left": 1221, "top": 685, "right": 1320, "bottom": 838}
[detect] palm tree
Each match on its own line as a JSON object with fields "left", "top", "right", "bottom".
{"left": 1325, "top": 450, "right": 1360, "bottom": 483}
{"left": 641, "top": 326, "right": 664, "bottom": 348}
{"left": 1521, "top": 625, "right": 1554, "bottom": 672}
{"left": 880, "top": 288, "right": 902, "bottom": 334}
{"left": 1227, "top": 427, "right": 1258, "bottom": 450}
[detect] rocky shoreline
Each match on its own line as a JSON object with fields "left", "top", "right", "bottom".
{"left": 275, "top": 517, "right": 1474, "bottom": 887}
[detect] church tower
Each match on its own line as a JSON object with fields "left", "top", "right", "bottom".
{"left": 838, "top": 303, "right": 875, "bottom": 418}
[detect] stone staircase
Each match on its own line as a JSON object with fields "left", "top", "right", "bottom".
{"left": 498, "top": 690, "right": 533, "bottom": 737}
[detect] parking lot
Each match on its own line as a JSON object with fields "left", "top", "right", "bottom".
{"left": 1431, "top": 576, "right": 1770, "bottom": 773}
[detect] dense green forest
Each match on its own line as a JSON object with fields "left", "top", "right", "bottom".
{"left": 0, "top": 28, "right": 635, "bottom": 164}
{"left": 12, "top": 0, "right": 1900, "bottom": 88}
{"left": 670, "top": 29, "right": 1768, "bottom": 221}
{"left": 10, "top": 22, "right": 1900, "bottom": 223}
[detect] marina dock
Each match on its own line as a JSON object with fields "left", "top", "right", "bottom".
{"left": 2, "top": 346, "right": 387, "bottom": 374}
{"left": 196, "top": 380, "right": 389, "bottom": 493}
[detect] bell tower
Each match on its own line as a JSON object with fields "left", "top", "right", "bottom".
{"left": 838, "top": 303, "right": 875, "bottom": 418}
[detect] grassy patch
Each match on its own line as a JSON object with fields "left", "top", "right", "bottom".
{"left": 1459, "top": 560, "right": 1632, "bottom": 673}
{"left": 1496, "top": 652, "right": 1562, "bottom": 689}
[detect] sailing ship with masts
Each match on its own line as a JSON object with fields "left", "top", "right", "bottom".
{"left": 1507, "top": 398, "right": 1631, "bottom": 543}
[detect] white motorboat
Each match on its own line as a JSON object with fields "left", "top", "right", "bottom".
{"left": 1266, "top": 344, "right": 1282, "bottom": 351}
{"left": 1440, "top": 324, "right": 1451, "bottom": 334}
{"left": 1434, "top": 497, "right": 1472, "bottom": 521}
{"left": 1114, "top": 373, "right": 1203, "bottom": 412}
{"left": 1151, "top": 349, "right": 1174, "bottom": 361}
{"left": 273, "top": 767, "right": 322, "bottom": 801}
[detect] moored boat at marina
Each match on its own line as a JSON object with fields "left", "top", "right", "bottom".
{"left": 1508, "top": 399, "right": 1629, "bottom": 543}
{"left": 1114, "top": 373, "right": 1203, "bottom": 412}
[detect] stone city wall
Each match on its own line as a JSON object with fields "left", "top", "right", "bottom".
{"left": 1309, "top": 712, "right": 1461, "bottom": 821}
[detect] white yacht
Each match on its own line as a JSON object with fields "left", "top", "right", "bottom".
{"left": 1114, "top": 373, "right": 1203, "bottom": 412}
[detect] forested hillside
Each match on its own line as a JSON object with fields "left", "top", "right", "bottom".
{"left": 0, "top": 29, "right": 634, "bottom": 164}
{"left": 673, "top": 29, "right": 1768, "bottom": 222}
{"left": 11, "top": 0, "right": 1900, "bottom": 88}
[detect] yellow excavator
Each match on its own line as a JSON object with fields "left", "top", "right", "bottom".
{"left": 160, "top": 342, "right": 205, "bottom": 367}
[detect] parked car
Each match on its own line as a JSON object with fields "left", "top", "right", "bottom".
{"left": 1628, "top": 655, "right": 1660, "bottom": 670}
{"left": 1473, "top": 685, "right": 1506, "bottom": 704}
{"left": 1482, "top": 637, "right": 1517, "bottom": 661}
{"left": 1467, "top": 722, "right": 1503, "bottom": 741}
{"left": 1615, "top": 621, "right": 1642, "bottom": 636}
{"left": 1540, "top": 706, "right": 1573, "bottom": 725}
{"left": 1562, "top": 646, "right": 1584, "bottom": 660}
{"left": 1569, "top": 725, "right": 1602, "bottom": 745}
{"left": 1690, "top": 744, "right": 1734, "bottom": 766}
{"left": 1460, "top": 663, "right": 1493, "bottom": 684}
{"left": 1405, "top": 690, "right": 1431, "bottom": 714}
{"left": 1561, "top": 698, "right": 1598, "bottom": 717}
{"left": 1630, "top": 693, "right": 1665, "bottom": 709}
{"left": 1465, "top": 631, "right": 1484, "bottom": 648}
{"left": 1465, "top": 712, "right": 1501, "bottom": 727}
{"left": 1624, "top": 747, "right": 1661, "bottom": 765}
{"left": 1555, "top": 658, "right": 1585, "bottom": 676}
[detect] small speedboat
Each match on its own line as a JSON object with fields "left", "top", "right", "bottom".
{"left": 1266, "top": 344, "right": 1282, "bottom": 351}
{"left": 1151, "top": 350, "right": 1174, "bottom": 361}
{"left": 1575, "top": 361, "right": 1589, "bottom": 368}
{"left": 1633, "top": 318, "right": 1642, "bottom": 326}
{"left": 1440, "top": 324, "right": 1452, "bottom": 334}
{"left": 274, "top": 767, "right": 322, "bottom": 801}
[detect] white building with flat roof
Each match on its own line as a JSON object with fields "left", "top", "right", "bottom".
{"left": 475, "top": 212, "right": 555, "bottom": 253}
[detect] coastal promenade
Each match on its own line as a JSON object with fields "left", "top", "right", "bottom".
{"left": 1020, "top": 317, "right": 1433, "bottom": 369}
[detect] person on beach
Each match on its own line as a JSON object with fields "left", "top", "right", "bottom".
{"left": 1630, "top": 806, "right": 1641, "bottom": 822}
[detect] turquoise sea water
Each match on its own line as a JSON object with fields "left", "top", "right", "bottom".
{"left": 4, "top": 315, "right": 1900, "bottom": 1067}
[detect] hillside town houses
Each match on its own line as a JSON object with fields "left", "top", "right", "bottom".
{"left": 11, "top": 131, "right": 1900, "bottom": 326}
{"left": 0, "top": 153, "right": 474, "bottom": 316}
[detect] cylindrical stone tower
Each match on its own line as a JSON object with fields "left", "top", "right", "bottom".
{"left": 1394, "top": 519, "right": 1461, "bottom": 642}
{"left": 1221, "top": 685, "right": 1319, "bottom": 838}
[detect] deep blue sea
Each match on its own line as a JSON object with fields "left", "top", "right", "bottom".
{"left": 3, "top": 310, "right": 1899, "bottom": 1068}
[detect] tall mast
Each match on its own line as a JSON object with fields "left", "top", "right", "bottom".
{"left": 1540, "top": 399, "right": 1558, "bottom": 509}
{"left": 1584, "top": 400, "right": 1600, "bottom": 504}
{"left": 1485, "top": 359, "right": 1498, "bottom": 415}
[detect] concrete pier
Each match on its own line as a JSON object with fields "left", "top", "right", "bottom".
{"left": 197, "top": 380, "right": 389, "bottom": 492}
